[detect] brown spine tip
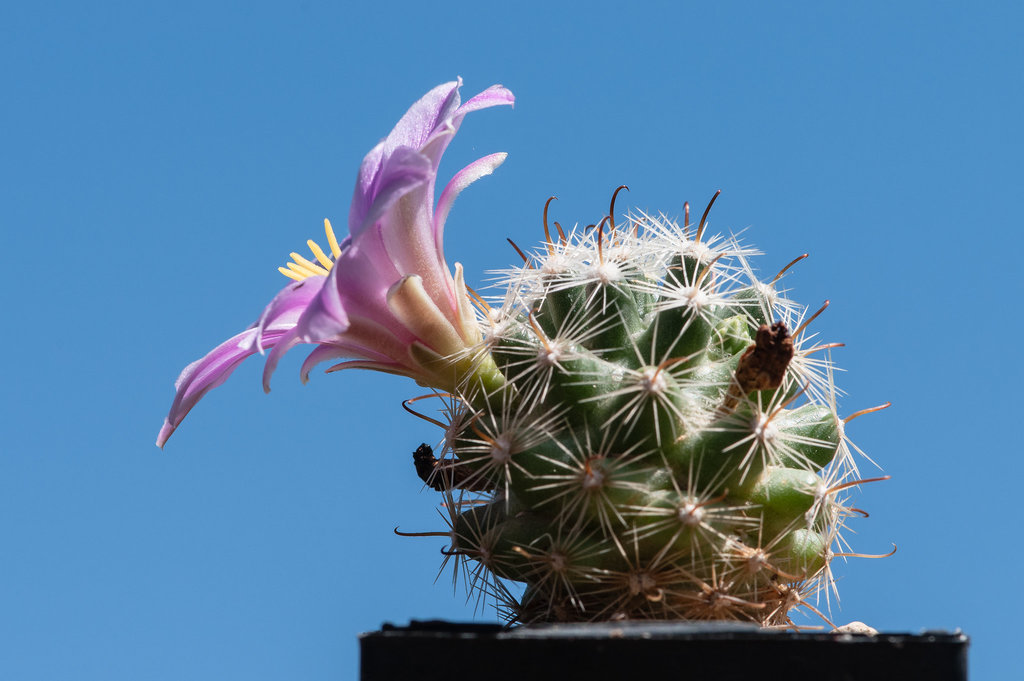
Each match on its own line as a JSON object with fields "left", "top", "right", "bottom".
{"left": 609, "top": 184, "right": 629, "bottom": 232}
{"left": 843, "top": 402, "right": 892, "bottom": 424}
{"left": 772, "top": 253, "right": 809, "bottom": 284}
{"left": 543, "top": 196, "right": 558, "bottom": 252}
{"left": 793, "top": 300, "right": 829, "bottom": 338}
{"left": 507, "top": 238, "right": 534, "bottom": 268}
{"left": 553, "top": 220, "right": 566, "bottom": 243}
{"left": 695, "top": 189, "right": 721, "bottom": 244}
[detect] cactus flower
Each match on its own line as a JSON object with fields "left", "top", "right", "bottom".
{"left": 157, "top": 80, "right": 513, "bottom": 447}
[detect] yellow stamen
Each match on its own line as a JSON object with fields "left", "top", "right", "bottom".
{"left": 287, "top": 261, "right": 320, "bottom": 278}
{"left": 307, "top": 240, "right": 333, "bottom": 269}
{"left": 324, "top": 219, "right": 341, "bottom": 258}
{"left": 278, "top": 219, "right": 342, "bottom": 281}
{"left": 279, "top": 267, "right": 304, "bottom": 281}
{"left": 290, "top": 253, "right": 329, "bottom": 276}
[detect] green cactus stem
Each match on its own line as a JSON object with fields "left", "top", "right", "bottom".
{"left": 407, "top": 189, "right": 889, "bottom": 628}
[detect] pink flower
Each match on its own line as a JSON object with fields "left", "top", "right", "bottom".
{"left": 157, "top": 80, "right": 513, "bottom": 447}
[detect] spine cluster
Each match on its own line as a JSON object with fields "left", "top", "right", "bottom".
{"left": 410, "top": 190, "right": 887, "bottom": 627}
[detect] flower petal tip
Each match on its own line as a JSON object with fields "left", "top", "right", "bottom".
{"left": 156, "top": 421, "right": 174, "bottom": 449}
{"left": 461, "top": 84, "right": 515, "bottom": 113}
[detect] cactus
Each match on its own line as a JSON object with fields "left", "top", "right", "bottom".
{"left": 155, "top": 80, "right": 887, "bottom": 628}
{"left": 410, "top": 189, "right": 888, "bottom": 627}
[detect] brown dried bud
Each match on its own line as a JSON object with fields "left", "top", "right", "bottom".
{"left": 721, "top": 322, "right": 794, "bottom": 412}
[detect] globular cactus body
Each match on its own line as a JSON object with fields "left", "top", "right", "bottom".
{"left": 414, "top": 192, "right": 880, "bottom": 627}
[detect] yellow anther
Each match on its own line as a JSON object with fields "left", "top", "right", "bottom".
{"left": 289, "top": 253, "right": 329, "bottom": 277}
{"left": 286, "top": 261, "right": 319, "bottom": 278}
{"left": 278, "top": 219, "right": 341, "bottom": 281}
{"left": 279, "top": 267, "right": 304, "bottom": 281}
{"left": 324, "top": 218, "right": 341, "bottom": 258}
{"left": 307, "top": 240, "right": 332, "bottom": 269}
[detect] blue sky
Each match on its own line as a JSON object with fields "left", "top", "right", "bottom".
{"left": 3, "top": 1, "right": 1021, "bottom": 678}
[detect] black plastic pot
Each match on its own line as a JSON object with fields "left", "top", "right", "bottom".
{"left": 360, "top": 620, "right": 967, "bottom": 681}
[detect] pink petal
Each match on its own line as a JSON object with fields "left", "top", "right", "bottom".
{"left": 433, "top": 153, "right": 508, "bottom": 257}
{"left": 157, "top": 326, "right": 288, "bottom": 448}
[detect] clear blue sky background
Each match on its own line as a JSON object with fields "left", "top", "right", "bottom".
{"left": 3, "top": 1, "right": 1020, "bottom": 678}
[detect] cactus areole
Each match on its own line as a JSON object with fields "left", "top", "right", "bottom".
{"left": 408, "top": 188, "right": 891, "bottom": 627}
